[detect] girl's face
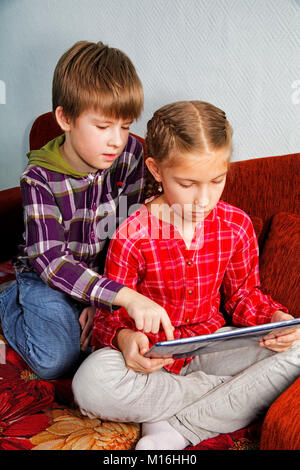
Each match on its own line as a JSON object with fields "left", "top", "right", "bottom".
{"left": 146, "top": 149, "right": 230, "bottom": 223}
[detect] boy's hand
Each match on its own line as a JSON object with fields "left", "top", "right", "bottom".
{"left": 79, "top": 305, "right": 96, "bottom": 351}
{"left": 259, "top": 310, "right": 300, "bottom": 352}
{"left": 114, "top": 287, "right": 175, "bottom": 341}
{"left": 117, "top": 329, "right": 174, "bottom": 374}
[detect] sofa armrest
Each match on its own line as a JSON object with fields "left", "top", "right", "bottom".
{"left": 0, "top": 186, "right": 24, "bottom": 262}
{"left": 260, "top": 377, "right": 300, "bottom": 449}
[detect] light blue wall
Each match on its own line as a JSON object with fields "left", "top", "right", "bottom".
{"left": 1, "top": 0, "right": 300, "bottom": 190}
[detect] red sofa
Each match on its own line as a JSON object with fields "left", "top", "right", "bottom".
{"left": 0, "top": 112, "right": 299, "bottom": 450}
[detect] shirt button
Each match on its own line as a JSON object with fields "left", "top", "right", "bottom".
{"left": 185, "top": 318, "right": 190, "bottom": 323}
{"left": 90, "top": 232, "right": 95, "bottom": 240}
{"left": 92, "top": 204, "right": 97, "bottom": 212}
{"left": 187, "top": 260, "right": 192, "bottom": 266}
{"left": 188, "top": 289, "right": 193, "bottom": 295}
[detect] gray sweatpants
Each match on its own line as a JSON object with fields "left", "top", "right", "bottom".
{"left": 72, "top": 330, "right": 300, "bottom": 446}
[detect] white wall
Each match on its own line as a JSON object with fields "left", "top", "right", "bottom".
{"left": 0, "top": 0, "right": 300, "bottom": 190}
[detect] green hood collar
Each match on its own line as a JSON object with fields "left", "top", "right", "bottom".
{"left": 27, "top": 134, "right": 90, "bottom": 178}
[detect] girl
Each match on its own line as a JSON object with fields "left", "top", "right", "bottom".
{"left": 72, "top": 101, "right": 300, "bottom": 450}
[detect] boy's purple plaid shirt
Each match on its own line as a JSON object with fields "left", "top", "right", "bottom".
{"left": 14, "top": 135, "right": 145, "bottom": 312}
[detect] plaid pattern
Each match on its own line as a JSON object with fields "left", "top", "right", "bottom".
{"left": 92, "top": 200, "right": 287, "bottom": 374}
{"left": 14, "top": 135, "right": 145, "bottom": 311}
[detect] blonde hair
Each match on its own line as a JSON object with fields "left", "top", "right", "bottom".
{"left": 52, "top": 41, "right": 144, "bottom": 121}
{"left": 144, "top": 100, "right": 232, "bottom": 197}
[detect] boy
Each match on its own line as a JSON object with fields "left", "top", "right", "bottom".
{"left": 0, "top": 41, "right": 173, "bottom": 380}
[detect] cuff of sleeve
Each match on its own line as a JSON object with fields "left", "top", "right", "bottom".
{"left": 255, "top": 304, "right": 289, "bottom": 325}
{"left": 110, "top": 327, "right": 123, "bottom": 351}
{"left": 264, "top": 300, "right": 289, "bottom": 321}
{"left": 91, "top": 278, "right": 124, "bottom": 313}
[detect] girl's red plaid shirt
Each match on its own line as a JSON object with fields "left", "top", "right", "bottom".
{"left": 92, "top": 201, "right": 288, "bottom": 374}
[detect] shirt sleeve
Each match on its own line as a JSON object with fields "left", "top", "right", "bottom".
{"left": 20, "top": 177, "right": 125, "bottom": 311}
{"left": 222, "top": 214, "right": 288, "bottom": 326}
{"left": 91, "top": 234, "right": 141, "bottom": 349}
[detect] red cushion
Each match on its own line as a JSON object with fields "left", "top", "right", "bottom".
{"left": 259, "top": 212, "right": 300, "bottom": 317}
{"left": 29, "top": 112, "right": 62, "bottom": 150}
{"left": 249, "top": 215, "right": 263, "bottom": 242}
{"left": 260, "top": 377, "right": 300, "bottom": 450}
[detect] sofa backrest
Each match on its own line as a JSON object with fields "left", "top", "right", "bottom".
{"left": 222, "top": 153, "right": 300, "bottom": 247}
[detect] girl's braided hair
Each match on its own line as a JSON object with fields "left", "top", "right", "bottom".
{"left": 143, "top": 101, "right": 232, "bottom": 199}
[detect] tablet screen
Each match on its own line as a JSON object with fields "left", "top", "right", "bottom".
{"left": 144, "top": 319, "right": 300, "bottom": 359}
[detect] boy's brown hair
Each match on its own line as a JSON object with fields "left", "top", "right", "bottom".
{"left": 52, "top": 41, "right": 144, "bottom": 121}
{"left": 144, "top": 100, "right": 232, "bottom": 197}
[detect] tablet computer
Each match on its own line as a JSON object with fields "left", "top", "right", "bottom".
{"left": 144, "top": 319, "right": 300, "bottom": 359}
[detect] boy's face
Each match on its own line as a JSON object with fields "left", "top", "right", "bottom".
{"left": 147, "top": 150, "right": 230, "bottom": 223}
{"left": 60, "top": 109, "right": 133, "bottom": 173}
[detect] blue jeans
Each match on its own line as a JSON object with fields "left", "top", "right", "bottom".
{"left": 0, "top": 271, "right": 83, "bottom": 379}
